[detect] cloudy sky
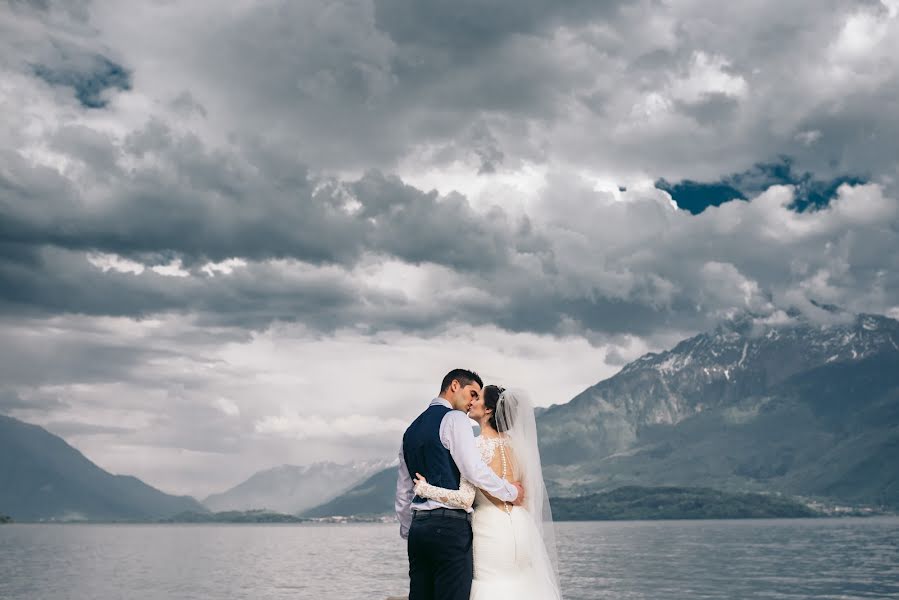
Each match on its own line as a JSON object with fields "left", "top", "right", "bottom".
{"left": 2, "top": 0, "right": 898, "bottom": 498}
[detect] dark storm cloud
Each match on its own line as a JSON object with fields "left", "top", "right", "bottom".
{"left": 351, "top": 171, "right": 544, "bottom": 271}
{"left": 1, "top": 119, "right": 547, "bottom": 272}
{"left": 789, "top": 86, "right": 899, "bottom": 187}
{"left": 493, "top": 294, "right": 701, "bottom": 339}
{"left": 1, "top": 128, "right": 359, "bottom": 266}
{"left": 0, "top": 318, "right": 180, "bottom": 388}
{"left": 372, "top": 0, "right": 622, "bottom": 51}
{"left": 0, "top": 246, "right": 372, "bottom": 329}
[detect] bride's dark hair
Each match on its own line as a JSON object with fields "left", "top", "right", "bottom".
{"left": 483, "top": 385, "right": 514, "bottom": 432}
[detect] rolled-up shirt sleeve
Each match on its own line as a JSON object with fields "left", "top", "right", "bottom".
{"left": 395, "top": 447, "right": 414, "bottom": 539}
{"left": 440, "top": 411, "right": 519, "bottom": 503}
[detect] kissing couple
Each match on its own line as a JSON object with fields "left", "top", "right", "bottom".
{"left": 395, "top": 368, "right": 562, "bottom": 600}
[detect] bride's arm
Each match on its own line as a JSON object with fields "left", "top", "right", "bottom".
{"left": 413, "top": 473, "right": 476, "bottom": 510}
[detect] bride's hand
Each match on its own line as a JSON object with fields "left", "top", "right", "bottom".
{"left": 511, "top": 481, "right": 525, "bottom": 506}
{"left": 414, "top": 472, "right": 428, "bottom": 486}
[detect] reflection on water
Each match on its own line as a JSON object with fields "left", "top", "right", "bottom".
{"left": 1, "top": 518, "right": 897, "bottom": 599}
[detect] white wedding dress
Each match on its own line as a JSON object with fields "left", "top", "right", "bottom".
{"left": 415, "top": 435, "right": 562, "bottom": 600}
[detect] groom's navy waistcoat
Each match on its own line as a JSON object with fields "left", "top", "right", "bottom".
{"left": 403, "top": 404, "right": 462, "bottom": 504}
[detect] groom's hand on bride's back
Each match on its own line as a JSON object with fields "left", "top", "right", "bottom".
{"left": 511, "top": 481, "right": 525, "bottom": 506}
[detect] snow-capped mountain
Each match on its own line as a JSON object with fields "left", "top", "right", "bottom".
{"left": 202, "top": 458, "right": 395, "bottom": 514}
{"left": 625, "top": 312, "right": 897, "bottom": 381}
{"left": 538, "top": 313, "right": 899, "bottom": 507}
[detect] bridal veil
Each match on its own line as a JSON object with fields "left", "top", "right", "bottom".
{"left": 495, "top": 388, "right": 562, "bottom": 598}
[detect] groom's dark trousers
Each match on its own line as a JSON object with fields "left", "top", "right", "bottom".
{"left": 408, "top": 508, "right": 473, "bottom": 600}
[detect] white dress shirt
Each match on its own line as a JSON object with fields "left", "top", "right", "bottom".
{"left": 395, "top": 398, "right": 519, "bottom": 539}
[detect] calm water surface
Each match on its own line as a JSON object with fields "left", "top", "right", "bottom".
{"left": 1, "top": 518, "right": 897, "bottom": 599}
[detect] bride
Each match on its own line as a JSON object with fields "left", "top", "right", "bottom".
{"left": 413, "top": 385, "right": 562, "bottom": 600}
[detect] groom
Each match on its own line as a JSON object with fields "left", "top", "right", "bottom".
{"left": 395, "top": 368, "right": 524, "bottom": 600}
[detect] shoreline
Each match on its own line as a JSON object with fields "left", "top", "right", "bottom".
{"left": 6, "top": 514, "right": 897, "bottom": 526}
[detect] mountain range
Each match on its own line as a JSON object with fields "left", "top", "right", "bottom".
{"left": 537, "top": 312, "right": 899, "bottom": 507}
{"left": 203, "top": 459, "right": 393, "bottom": 514}
{"left": 304, "top": 312, "right": 899, "bottom": 516}
{"left": 0, "top": 415, "right": 204, "bottom": 521}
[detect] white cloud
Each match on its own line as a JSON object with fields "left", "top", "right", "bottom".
{"left": 213, "top": 397, "right": 240, "bottom": 417}
{"left": 794, "top": 130, "right": 822, "bottom": 146}
{"left": 830, "top": 6, "right": 894, "bottom": 64}
{"left": 671, "top": 52, "right": 748, "bottom": 104}
{"left": 828, "top": 183, "right": 897, "bottom": 225}
{"left": 151, "top": 259, "right": 190, "bottom": 278}
{"left": 87, "top": 252, "right": 145, "bottom": 274}
{"left": 699, "top": 262, "right": 771, "bottom": 315}
{"left": 201, "top": 258, "right": 247, "bottom": 277}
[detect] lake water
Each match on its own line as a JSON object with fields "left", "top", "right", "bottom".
{"left": 1, "top": 518, "right": 897, "bottom": 599}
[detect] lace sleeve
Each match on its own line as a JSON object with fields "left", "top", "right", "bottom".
{"left": 413, "top": 477, "right": 476, "bottom": 509}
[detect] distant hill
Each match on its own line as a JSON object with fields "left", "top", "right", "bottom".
{"left": 0, "top": 415, "right": 205, "bottom": 521}
{"left": 551, "top": 486, "right": 820, "bottom": 520}
{"left": 0, "top": 514, "right": 11, "bottom": 524}
{"left": 203, "top": 459, "right": 393, "bottom": 514}
{"left": 302, "top": 467, "right": 396, "bottom": 518}
{"left": 538, "top": 313, "right": 899, "bottom": 508}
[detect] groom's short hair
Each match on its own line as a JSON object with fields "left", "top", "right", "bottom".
{"left": 440, "top": 368, "right": 483, "bottom": 393}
